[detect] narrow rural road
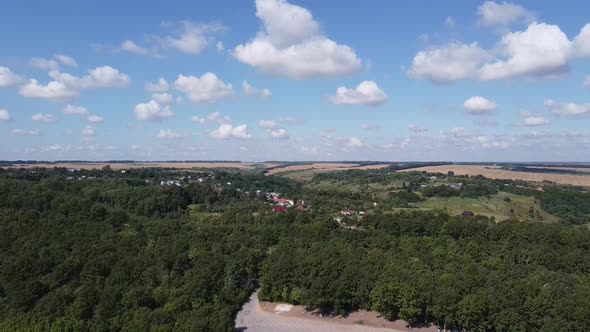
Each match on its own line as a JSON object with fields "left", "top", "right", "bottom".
{"left": 235, "top": 292, "right": 403, "bottom": 332}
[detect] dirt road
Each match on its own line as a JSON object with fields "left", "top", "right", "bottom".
{"left": 235, "top": 292, "right": 415, "bottom": 332}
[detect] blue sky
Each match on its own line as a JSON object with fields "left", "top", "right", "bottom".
{"left": 1, "top": 0, "right": 589, "bottom": 161}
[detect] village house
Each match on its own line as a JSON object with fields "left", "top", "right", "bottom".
{"left": 276, "top": 198, "right": 294, "bottom": 207}
{"left": 161, "top": 180, "right": 182, "bottom": 187}
{"left": 341, "top": 209, "right": 354, "bottom": 216}
{"left": 273, "top": 206, "right": 288, "bottom": 214}
{"left": 448, "top": 182, "right": 463, "bottom": 190}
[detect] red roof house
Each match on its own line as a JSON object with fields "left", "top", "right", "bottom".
{"left": 273, "top": 206, "right": 288, "bottom": 214}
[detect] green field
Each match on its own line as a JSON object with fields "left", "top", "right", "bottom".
{"left": 417, "top": 192, "right": 558, "bottom": 222}
{"left": 187, "top": 204, "right": 222, "bottom": 223}
{"left": 307, "top": 178, "right": 559, "bottom": 223}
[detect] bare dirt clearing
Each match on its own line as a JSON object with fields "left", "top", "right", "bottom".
{"left": 235, "top": 292, "right": 436, "bottom": 332}
{"left": 401, "top": 165, "right": 590, "bottom": 187}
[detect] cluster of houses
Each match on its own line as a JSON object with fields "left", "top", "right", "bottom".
{"left": 265, "top": 192, "right": 309, "bottom": 214}
{"left": 66, "top": 175, "right": 95, "bottom": 181}
{"left": 334, "top": 209, "right": 365, "bottom": 223}
{"left": 160, "top": 179, "right": 183, "bottom": 187}
{"left": 420, "top": 181, "right": 463, "bottom": 190}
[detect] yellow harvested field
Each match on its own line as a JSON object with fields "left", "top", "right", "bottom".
{"left": 267, "top": 163, "right": 359, "bottom": 175}
{"left": 266, "top": 163, "right": 390, "bottom": 175}
{"left": 355, "top": 164, "right": 392, "bottom": 170}
{"left": 401, "top": 165, "right": 590, "bottom": 187}
{"left": 11, "top": 162, "right": 259, "bottom": 170}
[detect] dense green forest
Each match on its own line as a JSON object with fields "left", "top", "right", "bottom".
{"left": 0, "top": 167, "right": 589, "bottom": 331}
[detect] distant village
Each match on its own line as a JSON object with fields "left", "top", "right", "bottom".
{"left": 57, "top": 167, "right": 546, "bottom": 225}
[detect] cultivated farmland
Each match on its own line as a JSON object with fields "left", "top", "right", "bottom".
{"left": 401, "top": 164, "right": 590, "bottom": 187}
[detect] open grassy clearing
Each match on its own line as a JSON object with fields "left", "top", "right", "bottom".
{"left": 187, "top": 205, "right": 222, "bottom": 223}
{"left": 416, "top": 192, "right": 558, "bottom": 222}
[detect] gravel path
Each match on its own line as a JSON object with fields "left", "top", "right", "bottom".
{"left": 235, "top": 292, "right": 405, "bottom": 332}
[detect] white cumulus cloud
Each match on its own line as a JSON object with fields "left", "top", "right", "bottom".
{"left": 329, "top": 81, "right": 387, "bottom": 106}
{"left": 545, "top": 99, "right": 590, "bottom": 116}
{"left": 32, "top": 113, "right": 58, "bottom": 123}
{"left": 216, "top": 41, "right": 225, "bottom": 53}
{"left": 121, "top": 40, "right": 149, "bottom": 55}
{"left": 55, "top": 54, "right": 77, "bottom": 68}
{"left": 259, "top": 119, "right": 290, "bottom": 139}
{"left": 19, "top": 80, "right": 79, "bottom": 101}
{"left": 47, "top": 66, "right": 130, "bottom": 89}
{"left": 207, "top": 111, "right": 232, "bottom": 124}
{"left": 344, "top": 137, "right": 364, "bottom": 149}
{"left": 134, "top": 100, "right": 174, "bottom": 121}
{"left": 20, "top": 66, "right": 130, "bottom": 101}
{"left": 258, "top": 120, "right": 277, "bottom": 129}
{"left": 269, "top": 128, "right": 289, "bottom": 139}
{"left": 11, "top": 128, "right": 40, "bottom": 136}
{"left": 242, "top": 80, "right": 272, "bottom": 97}
{"left": 233, "top": 0, "right": 362, "bottom": 79}
{"left": 477, "top": 1, "right": 535, "bottom": 28}
{"left": 30, "top": 58, "right": 60, "bottom": 71}
{"left": 574, "top": 23, "right": 590, "bottom": 58}
{"left": 0, "top": 67, "right": 25, "bottom": 87}
{"left": 85, "top": 66, "right": 130, "bottom": 88}
{"left": 523, "top": 116, "right": 550, "bottom": 126}
{"left": 410, "top": 22, "right": 582, "bottom": 83}
{"left": 409, "top": 42, "right": 490, "bottom": 83}
{"left": 151, "top": 92, "right": 175, "bottom": 105}
{"left": 160, "top": 22, "right": 224, "bottom": 55}
{"left": 174, "top": 72, "right": 233, "bottom": 104}
{"left": 41, "top": 144, "right": 67, "bottom": 153}
{"left": 210, "top": 123, "right": 251, "bottom": 140}
{"left": 119, "top": 22, "right": 224, "bottom": 57}
{"left": 479, "top": 22, "right": 572, "bottom": 81}
{"left": 463, "top": 96, "right": 497, "bottom": 114}
{"left": 87, "top": 114, "right": 104, "bottom": 123}
{"left": 62, "top": 104, "right": 89, "bottom": 115}
{"left": 156, "top": 129, "right": 182, "bottom": 139}
{"left": 0, "top": 109, "right": 10, "bottom": 122}
{"left": 145, "top": 78, "right": 169, "bottom": 92}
